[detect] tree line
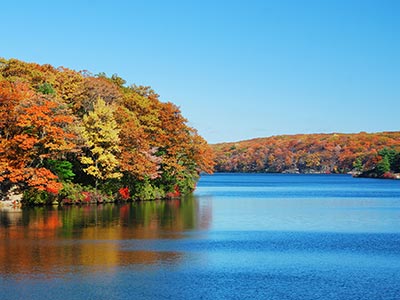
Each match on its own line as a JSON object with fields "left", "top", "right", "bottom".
{"left": 0, "top": 58, "right": 214, "bottom": 205}
{"left": 212, "top": 132, "right": 400, "bottom": 177}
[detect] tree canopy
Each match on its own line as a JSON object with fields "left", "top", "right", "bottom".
{"left": 0, "top": 58, "right": 214, "bottom": 205}
{"left": 212, "top": 132, "right": 400, "bottom": 176}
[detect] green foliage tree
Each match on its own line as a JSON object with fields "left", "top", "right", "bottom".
{"left": 377, "top": 155, "right": 391, "bottom": 175}
{"left": 353, "top": 157, "right": 363, "bottom": 172}
{"left": 378, "top": 148, "right": 400, "bottom": 172}
{"left": 37, "top": 82, "right": 55, "bottom": 95}
{"left": 46, "top": 160, "right": 75, "bottom": 182}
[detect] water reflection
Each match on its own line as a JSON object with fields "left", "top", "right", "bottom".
{"left": 0, "top": 195, "right": 211, "bottom": 278}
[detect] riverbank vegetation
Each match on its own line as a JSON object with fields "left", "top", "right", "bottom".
{"left": 212, "top": 132, "right": 400, "bottom": 178}
{"left": 0, "top": 58, "right": 214, "bottom": 206}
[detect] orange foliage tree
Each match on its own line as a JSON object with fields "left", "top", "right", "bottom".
{"left": 0, "top": 91, "right": 75, "bottom": 193}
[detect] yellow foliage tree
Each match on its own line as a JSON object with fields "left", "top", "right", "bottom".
{"left": 79, "top": 97, "right": 121, "bottom": 187}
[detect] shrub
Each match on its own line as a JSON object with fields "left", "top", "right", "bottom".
{"left": 133, "top": 180, "right": 165, "bottom": 201}
{"left": 118, "top": 187, "right": 130, "bottom": 200}
{"left": 382, "top": 172, "right": 396, "bottom": 179}
{"left": 22, "top": 189, "right": 56, "bottom": 206}
{"left": 58, "top": 182, "right": 85, "bottom": 204}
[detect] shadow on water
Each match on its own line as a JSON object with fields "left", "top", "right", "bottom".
{"left": 0, "top": 195, "right": 211, "bottom": 278}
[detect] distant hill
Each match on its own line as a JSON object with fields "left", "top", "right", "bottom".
{"left": 212, "top": 132, "right": 400, "bottom": 175}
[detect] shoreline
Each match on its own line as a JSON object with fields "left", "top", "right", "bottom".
{"left": 2, "top": 173, "right": 398, "bottom": 208}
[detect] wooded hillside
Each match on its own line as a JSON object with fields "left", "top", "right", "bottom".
{"left": 212, "top": 132, "right": 400, "bottom": 176}
{"left": 0, "top": 58, "right": 214, "bottom": 205}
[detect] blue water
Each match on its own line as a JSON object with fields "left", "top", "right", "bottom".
{"left": 1, "top": 174, "right": 400, "bottom": 299}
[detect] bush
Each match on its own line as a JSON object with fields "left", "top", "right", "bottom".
{"left": 83, "top": 190, "right": 113, "bottom": 203}
{"left": 176, "top": 171, "right": 199, "bottom": 195}
{"left": 382, "top": 172, "right": 396, "bottom": 179}
{"left": 58, "top": 183, "right": 113, "bottom": 204}
{"left": 58, "top": 182, "right": 85, "bottom": 204}
{"left": 118, "top": 187, "right": 130, "bottom": 200}
{"left": 22, "top": 189, "right": 56, "bottom": 206}
{"left": 133, "top": 180, "right": 165, "bottom": 201}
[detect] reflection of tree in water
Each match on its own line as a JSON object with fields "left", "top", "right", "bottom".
{"left": 121, "top": 194, "right": 211, "bottom": 238}
{"left": 0, "top": 207, "right": 24, "bottom": 227}
{"left": 0, "top": 195, "right": 212, "bottom": 277}
{"left": 56, "top": 194, "right": 211, "bottom": 237}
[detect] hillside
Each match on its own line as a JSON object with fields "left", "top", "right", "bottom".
{"left": 0, "top": 58, "right": 214, "bottom": 205}
{"left": 212, "top": 132, "right": 400, "bottom": 176}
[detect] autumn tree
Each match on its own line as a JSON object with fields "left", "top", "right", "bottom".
{"left": 0, "top": 89, "right": 75, "bottom": 194}
{"left": 71, "top": 76, "right": 123, "bottom": 117}
{"left": 152, "top": 102, "right": 214, "bottom": 194}
{"left": 79, "top": 97, "right": 121, "bottom": 188}
{"left": 114, "top": 97, "right": 161, "bottom": 181}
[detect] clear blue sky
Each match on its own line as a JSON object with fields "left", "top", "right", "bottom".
{"left": 2, "top": 0, "right": 399, "bottom": 143}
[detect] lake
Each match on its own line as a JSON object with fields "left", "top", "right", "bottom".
{"left": 1, "top": 174, "right": 400, "bottom": 299}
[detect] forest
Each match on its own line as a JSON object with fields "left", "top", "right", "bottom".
{"left": 0, "top": 58, "right": 214, "bottom": 205}
{"left": 212, "top": 132, "right": 400, "bottom": 178}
